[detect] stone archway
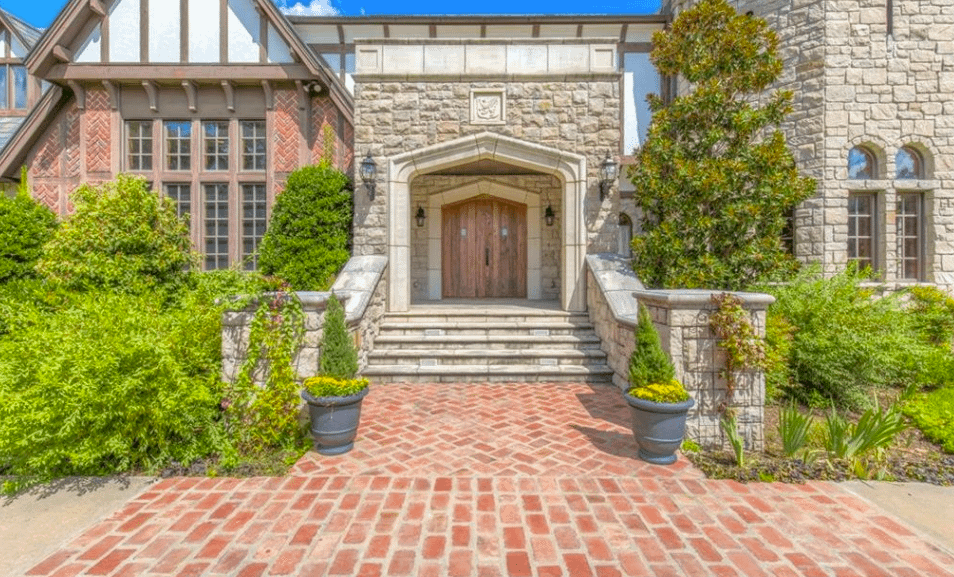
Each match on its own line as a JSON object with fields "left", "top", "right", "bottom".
{"left": 387, "top": 132, "right": 587, "bottom": 312}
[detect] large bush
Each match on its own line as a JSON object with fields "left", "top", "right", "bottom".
{"left": 0, "top": 170, "right": 58, "bottom": 283}
{"left": 762, "top": 267, "right": 954, "bottom": 409}
{"left": 36, "top": 174, "right": 195, "bottom": 293}
{"left": 0, "top": 290, "right": 223, "bottom": 490}
{"left": 258, "top": 163, "right": 352, "bottom": 290}
{"left": 627, "top": 0, "right": 814, "bottom": 290}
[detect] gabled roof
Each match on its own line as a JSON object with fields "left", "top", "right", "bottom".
{"left": 0, "top": 8, "right": 43, "bottom": 51}
{"left": 24, "top": 0, "right": 350, "bottom": 113}
{"left": 0, "top": 85, "right": 69, "bottom": 182}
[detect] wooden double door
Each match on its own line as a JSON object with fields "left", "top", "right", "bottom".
{"left": 442, "top": 196, "right": 527, "bottom": 299}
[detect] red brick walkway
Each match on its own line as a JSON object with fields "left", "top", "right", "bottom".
{"left": 24, "top": 383, "right": 954, "bottom": 577}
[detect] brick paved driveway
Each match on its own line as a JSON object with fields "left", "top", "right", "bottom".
{"left": 25, "top": 383, "right": 954, "bottom": 577}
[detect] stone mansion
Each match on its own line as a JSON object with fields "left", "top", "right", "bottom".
{"left": 0, "top": 0, "right": 951, "bottom": 312}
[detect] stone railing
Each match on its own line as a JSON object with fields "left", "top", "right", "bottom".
{"left": 586, "top": 254, "right": 774, "bottom": 450}
{"left": 222, "top": 256, "right": 388, "bottom": 383}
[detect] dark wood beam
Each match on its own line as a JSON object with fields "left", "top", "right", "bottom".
{"left": 89, "top": 0, "right": 106, "bottom": 17}
{"left": 47, "top": 63, "right": 316, "bottom": 81}
{"left": 67, "top": 80, "right": 85, "bottom": 109}
{"left": 52, "top": 45, "right": 73, "bottom": 63}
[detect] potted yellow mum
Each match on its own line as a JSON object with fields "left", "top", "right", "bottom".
{"left": 625, "top": 304, "right": 694, "bottom": 465}
{"left": 301, "top": 294, "right": 369, "bottom": 455}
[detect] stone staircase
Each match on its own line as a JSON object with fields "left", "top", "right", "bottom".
{"left": 363, "top": 303, "right": 614, "bottom": 383}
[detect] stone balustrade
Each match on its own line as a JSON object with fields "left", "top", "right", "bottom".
{"left": 586, "top": 253, "right": 774, "bottom": 450}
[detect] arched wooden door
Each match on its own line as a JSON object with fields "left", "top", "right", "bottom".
{"left": 442, "top": 196, "right": 527, "bottom": 298}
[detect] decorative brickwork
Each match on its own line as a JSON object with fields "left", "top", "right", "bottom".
{"left": 33, "top": 183, "right": 59, "bottom": 214}
{"left": 64, "top": 107, "right": 80, "bottom": 179}
{"left": 274, "top": 89, "right": 301, "bottom": 173}
{"left": 84, "top": 89, "right": 111, "bottom": 175}
{"left": 309, "top": 96, "right": 342, "bottom": 168}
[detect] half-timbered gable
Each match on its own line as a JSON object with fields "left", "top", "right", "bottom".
{"left": 0, "top": 0, "right": 352, "bottom": 271}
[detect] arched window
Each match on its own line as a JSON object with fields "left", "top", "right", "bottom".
{"left": 848, "top": 146, "right": 877, "bottom": 179}
{"left": 618, "top": 213, "right": 633, "bottom": 258}
{"left": 896, "top": 146, "right": 923, "bottom": 179}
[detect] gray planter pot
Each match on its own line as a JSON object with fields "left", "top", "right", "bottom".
{"left": 624, "top": 394, "right": 695, "bottom": 465}
{"left": 301, "top": 387, "right": 369, "bottom": 455}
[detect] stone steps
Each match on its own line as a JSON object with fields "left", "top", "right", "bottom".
{"left": 365, "top": 306, "right": 612, "bottom": 384}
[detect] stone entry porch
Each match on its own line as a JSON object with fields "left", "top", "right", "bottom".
{"left": 363, "top": 301, "right": 614, "bottom": 384}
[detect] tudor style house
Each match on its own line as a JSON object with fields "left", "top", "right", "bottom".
{"left": 0, "top": 0, "right": 952, "bottom": 306}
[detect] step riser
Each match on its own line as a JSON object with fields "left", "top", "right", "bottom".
{"left": 378, "top": 328, "right": 594, "bottom": 337}
{"left": 384, "top": 315, "right": 592, "bottom": 324}
{"left": 368, "top": 357, "right": 608, "bottom": 367}
{"left": 373, "top": 342, "right": 604, "bottom": 351}
{"left": 368, "top": 374, "right": 613, "bottom": 384}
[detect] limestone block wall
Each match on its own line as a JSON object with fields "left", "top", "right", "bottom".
{"left": 222, "top": 256, "right": 387, "bottom": 383}
{"left": 410, "top": 174, "right": 563, "bottom": 302}
{"left": 586, "top": 254, "right": 772, "bottom": 451}
{"left": 353, "top": 71, "right": 623, "bottom": 260}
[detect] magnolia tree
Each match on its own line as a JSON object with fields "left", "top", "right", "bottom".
{"left": 627, "top": 0, "right": 815, "bottom": 290}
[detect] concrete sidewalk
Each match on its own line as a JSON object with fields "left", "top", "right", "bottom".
{"left": 1, "top": 477, "right": 154, "bottom": 577}
{"left": 4, "top": 383, "right": 954, "bottom": 577}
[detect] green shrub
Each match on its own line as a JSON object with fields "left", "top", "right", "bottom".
{"left": 303, "top": 376, "right": 369, "bottom": 398}
{"left": 0, "top": 169, "right": 58, "bottom": 283}
{"left": 36, "top": 174, "right": 195, "bottom": 293}
{"left": 903, "top": 387, "right": 954, "bottom": 453}
{"left": 907, "top": 285, "right": 954, "bottom": 347}
{"left": 763, "top": 313, "right": 795, "bottom": 402}
{"left": 762, "top": 267, "right": 938, "bottom": 409}
{"left": 258, "top": 164, "right": 352, "bottom": 290}
{"left": 319, "top": 293, "right": 358, "bottom": 380}
{"left": 0, "top": 290, "right": 226, "bottom": 492}
{"left": 629, "top": 304, "right": 676, "bottom": 392}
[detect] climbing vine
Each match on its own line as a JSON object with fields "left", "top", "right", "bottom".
{"left": 710, "top": 293, "right": 766, "bottom": 465}
{"left": 223, "top": 280, "right": 306, "bottom": 453}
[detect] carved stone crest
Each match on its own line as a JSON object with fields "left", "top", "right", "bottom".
{"left": 470, "top": 89, "right": 505, "bottom": 125}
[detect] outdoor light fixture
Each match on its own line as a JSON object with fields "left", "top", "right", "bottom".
{"left": 359, "top": 152, "right": 377, "bottom": 201}
{"left": 599, "top": 152, "right": 618, "bottom": 201}
{"left": 416, "top": 206, "right": 426, "bottom": 227}
{"left": 544, "top": 204, "right": 555, "bottom": 227}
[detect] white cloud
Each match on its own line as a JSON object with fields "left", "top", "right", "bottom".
{"left": 280, "top": 0, "right": 339, "bottom": 16}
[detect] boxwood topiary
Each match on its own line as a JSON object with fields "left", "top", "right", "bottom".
{"left": 258, "top": 163, "right": 352, "bottom": 290}
{"left": 319, "top": 293, "right": 359, "bottom": 381}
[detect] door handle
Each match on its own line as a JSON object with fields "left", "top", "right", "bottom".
{"left": 485, "top": 248, "right": 490, "bottom": 266}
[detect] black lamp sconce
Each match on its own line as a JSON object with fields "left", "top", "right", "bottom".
{"left": 416, "top": 206, "right": 426, "bottom": 227}
{"left": 544, "top": 204, "right": 555, "bottom": 227}
{"left": 598, "top": 152, "right": 618, "bottom": 201}
{"left": 359, "top": 152, "right": 377, "bottom": 201}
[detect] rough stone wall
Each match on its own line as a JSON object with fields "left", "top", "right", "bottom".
{"left": 353, "top": 80, "right": 622, "bottom": 259}
{"left": 586, "top": 254, "right": 769, "bottom": 451}
{"left": 820, "top": 0, "right": 954, "bottom": 288}
{"left": 410, "top": 174, "right": 563, "bottom": 302}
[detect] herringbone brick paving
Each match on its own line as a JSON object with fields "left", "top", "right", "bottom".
{"left": 23, "top": 383, "right": 954, "bottom": 577}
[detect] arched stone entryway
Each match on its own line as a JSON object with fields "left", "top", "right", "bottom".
{"left": 387, "top": 132, "right": 587, "bottom": 312}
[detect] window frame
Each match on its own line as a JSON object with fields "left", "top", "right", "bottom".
{"left": 847, "top": 192, "right": 879, "bottom": 272}
{"left": 123, "top": 117, "right": 270, "bottom": 270}
{"left": 896, "top": 191, "right": 924, "bottom": 281}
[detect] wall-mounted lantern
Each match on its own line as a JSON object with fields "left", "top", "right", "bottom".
{"left": 544, "top": 204, "right": 555, "bottom": 227}
{"left": 416, "top": 206, "right": 426, "bottom": 227}
{"left": 599, "top": 153, "right": 618, "bottom": 201}
{"left": 359, "top": 152, "right": 377, "bottom": 201}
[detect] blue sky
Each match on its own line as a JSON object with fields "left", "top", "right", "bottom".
{"left": 0, "top": 0, "right": 661, "bottom": 29}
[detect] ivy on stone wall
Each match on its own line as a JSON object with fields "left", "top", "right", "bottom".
{"left": 627, "top": 0, "right": 815, "bottom": 291}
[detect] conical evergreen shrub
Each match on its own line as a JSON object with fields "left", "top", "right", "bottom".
{"left": 319, "top": 293, "right": 358, "bottom": 380}
{"left": 629, "top": 304, "right": 676, "bottom": 388}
